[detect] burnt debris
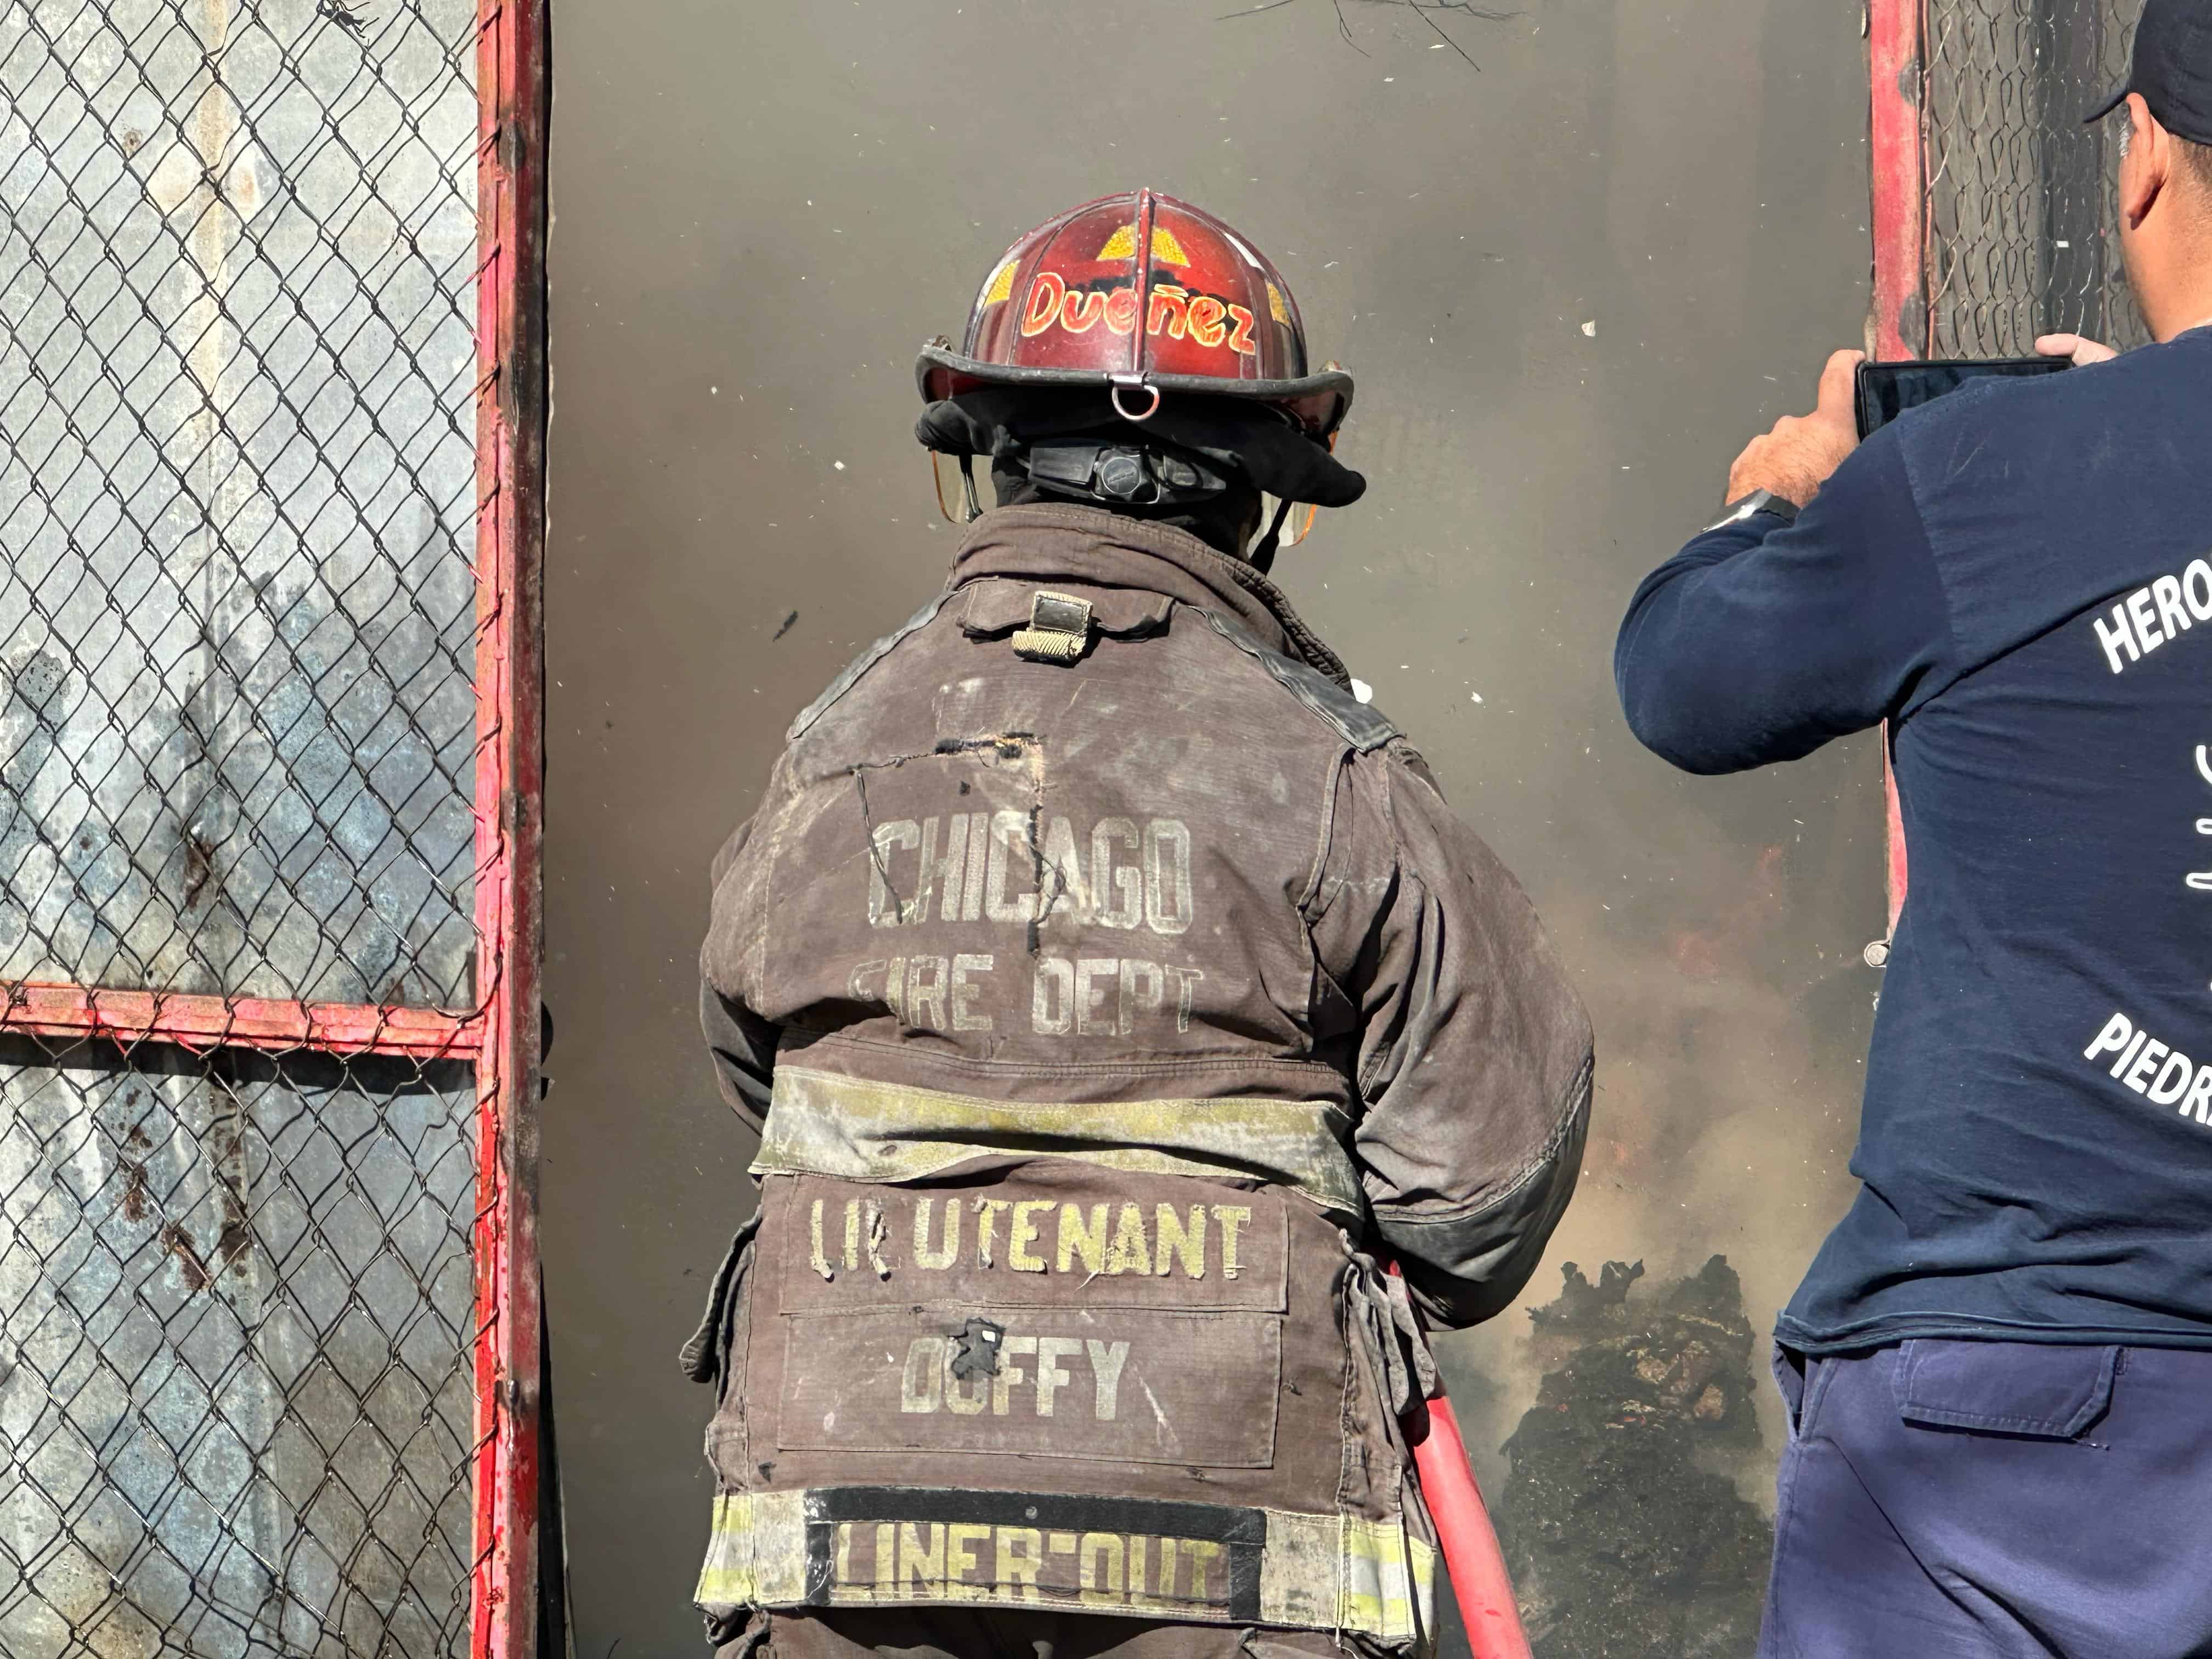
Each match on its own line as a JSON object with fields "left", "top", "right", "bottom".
{"left": 1496, "top": 1255, "right": 1771, "bottom": 1658}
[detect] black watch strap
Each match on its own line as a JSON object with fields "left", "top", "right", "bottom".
{"left": 1701, "top": 488, "right": 1799, "bottom": 534}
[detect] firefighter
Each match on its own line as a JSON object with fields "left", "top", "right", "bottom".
{"left": 684, "top": 191, "right": 1594, "bottom": 1659}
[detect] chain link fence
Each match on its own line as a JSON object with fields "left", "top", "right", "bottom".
{"left": 0, "top": 1036, "right": 477, "bottom": 1658}
{"left": 0, "top": 0, "right": 512, "bottom": 1652}
{"left": 1, "top": 0, "right": 481, "bottom": 1007}
{"left": 1920, "top": 0, "right": 2150, "bottom": 354}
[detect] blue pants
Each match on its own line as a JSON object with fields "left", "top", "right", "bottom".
{"left": 1759, "top": 1340, "right": 2212, "bottom": 1658}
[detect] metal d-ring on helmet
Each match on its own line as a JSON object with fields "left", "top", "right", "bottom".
{"left": 915, "top": 190, "right": 1364, "bottom": 551}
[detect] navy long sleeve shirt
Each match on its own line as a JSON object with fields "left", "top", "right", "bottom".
{"left": 1618, "top": 327, "right": 2212, "bottom": 1353}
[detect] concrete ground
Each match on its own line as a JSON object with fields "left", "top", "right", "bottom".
{"left": 544, "top": 2, "right": 1879, "bottom": 1651}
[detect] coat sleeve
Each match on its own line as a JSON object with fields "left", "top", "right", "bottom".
{"left": 699, "top": 810, "right": 780, "bottom": 1135}
{"left": 1311, "top": 746, "right": 1595, "bottom": 1329}
{"left": 1614, "top": 428, "right": 1954, "bottom": 774}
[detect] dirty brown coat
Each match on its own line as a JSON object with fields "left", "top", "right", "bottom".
{"left": 689, "top": 504, "right": 1592, "bottom": 1646}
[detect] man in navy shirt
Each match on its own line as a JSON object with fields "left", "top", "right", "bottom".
{"left": 1616, "top": 2, "right": 2212, "bottom": 1652}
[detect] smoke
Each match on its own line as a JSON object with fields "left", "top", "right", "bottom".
{"left": 1435, "top": 754, "right": 1878, "bottom": 1542}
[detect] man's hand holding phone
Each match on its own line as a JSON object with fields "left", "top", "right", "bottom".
{"left": 2034, "top": 332, "right": 2119, "bottom": 365}
{"left": 1723, "top": 348, "right": 1865, "bottom": 511}
{"left": 1711, "top": 339, "right": 2096, "bottom": 525}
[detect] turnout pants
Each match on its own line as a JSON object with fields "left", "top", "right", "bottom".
{"left": 1759, "top": 1339, "right": 2212, "bottom": 1659}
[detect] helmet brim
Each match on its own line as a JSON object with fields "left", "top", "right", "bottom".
{"left": 916, "top": 343, "right": 1354, "bottom": 441}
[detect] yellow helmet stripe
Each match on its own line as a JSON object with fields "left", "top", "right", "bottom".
{"left": 1095, "top": 223, "right": 1191, "bottom": 266}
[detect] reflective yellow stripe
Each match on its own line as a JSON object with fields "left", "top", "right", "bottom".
{"left": 1257, "top": 1509, "right": 1438, "bottom": 1646}
{"left": 692, "top": 1491, "right": 808, "bottom": 1607}
{"left": 693, "top": 1488, "right": 1437, "bottom": 1649}
{"left": 753, "top": 1066, "right": 1364, "bottom": 1218}
{"left": 1338, "top": 1514, "right": 1440, "bottom": 1646}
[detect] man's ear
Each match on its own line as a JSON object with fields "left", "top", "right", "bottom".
{"left": 2121, "top": 92, "right": 2170, "bottom": 229}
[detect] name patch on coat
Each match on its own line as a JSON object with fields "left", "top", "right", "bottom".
{"left": 804, "top": 1487, "right": 1264, "bottom": 1618}
{"left": 775, "top": 1172, "right": 1289, "bottom": 1314}
{"left": 775, "top": 1308, "right": 1281, "bottom": 1466}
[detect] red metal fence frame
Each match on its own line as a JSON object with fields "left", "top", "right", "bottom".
{"left": 470, "top": 0, "right": 551, "bottom": 1652}
{"left": 0, "top": 2, "right": 551, "bottom": 1651}
{"left": 1870, "top": 0, "right": 1925, "bottom": 933}
{"left": 1871, "top": 0, "right": 1931, "bottom": 365}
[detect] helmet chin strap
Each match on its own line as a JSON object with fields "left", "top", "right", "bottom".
{"left": 1019, "top": 440, "right": 1289, "bottom": 568}
{"left": 1248, "top": 498, "right": 1294, "bottom": 573}
{"left": 1024, "top": 440, "right": 1236, "bottom": 510}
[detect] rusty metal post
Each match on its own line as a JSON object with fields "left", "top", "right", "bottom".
{"left": 470, "top": 0, "right": 552, "bottom": 1652}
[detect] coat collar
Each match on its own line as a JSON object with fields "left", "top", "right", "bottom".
{"left": 945, "top": 504, "right": 1354, "bottom": 687}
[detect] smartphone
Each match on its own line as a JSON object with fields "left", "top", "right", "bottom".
{"left": 1854, "top": 357, "right": 2073, "bottom": 439}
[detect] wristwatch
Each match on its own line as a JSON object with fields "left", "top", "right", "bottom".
{"left": 1701, "top": 487, "right": 1799, "bottom": 533}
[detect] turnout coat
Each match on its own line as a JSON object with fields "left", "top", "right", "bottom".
{"left": 687, "top": 504, "right": 1593, "bottom": 1651}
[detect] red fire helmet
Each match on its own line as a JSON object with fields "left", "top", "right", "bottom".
{"left": 916, "top": 190, "right": 1353, "bottom": 439}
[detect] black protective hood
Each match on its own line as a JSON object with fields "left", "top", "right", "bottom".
{"left": 915, "top": 386, "right": 1366, "bottom": 510}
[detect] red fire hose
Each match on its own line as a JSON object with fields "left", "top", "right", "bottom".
{"left": 1389, "top": 1262, "right": 1534, "bottom": 1659}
